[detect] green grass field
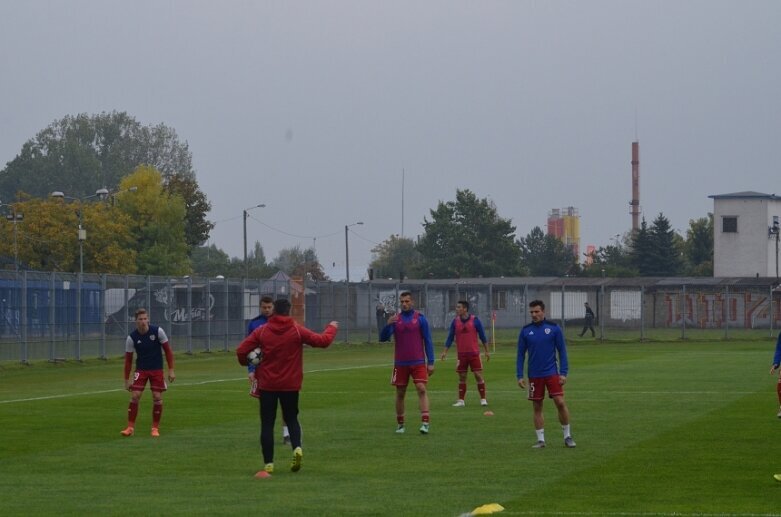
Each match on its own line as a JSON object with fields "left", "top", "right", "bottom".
{"left": 1, "top": 337, "right": 780, "bottom": 516}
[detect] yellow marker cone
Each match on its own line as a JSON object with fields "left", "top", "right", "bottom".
{"left": 472, "top": 503, "right": 504, "bottom": 515}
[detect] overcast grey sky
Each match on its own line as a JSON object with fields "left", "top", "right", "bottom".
{"left": 1, "top": 1, "right": 779, "bottom": 280}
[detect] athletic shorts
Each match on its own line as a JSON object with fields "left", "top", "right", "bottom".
{"left": 456, "top": 354, "right": 483, "bottom": 374}
{"left": 130, "top": 369, "right": 167, "bottom": 393}
{"left": 527, "top": 375, "right": 564, "bottom": 401}
{"left": 391, "top": 364, "right": 429, "bottom": 387}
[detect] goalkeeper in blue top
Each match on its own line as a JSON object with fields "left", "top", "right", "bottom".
{"left": 516, "top": 299, "right": 576, "bottom": 449}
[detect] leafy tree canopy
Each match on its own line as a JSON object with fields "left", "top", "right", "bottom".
{"left": 518, "top": 226, "right": 579, "bottom": 276}
{"left": 270, "top": 245, "right": 327, "bottom": 281}
{"left": 370, "top": 235, "right": 422, "bottom": 279}
{"left": 416, "top": 189, "right": 522, "bottom": 278}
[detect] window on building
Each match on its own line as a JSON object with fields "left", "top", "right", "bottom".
{"left": 492, "top": 290, "right": 507, "bottom": 310}
{"left": 722, "top": 216, "right": 738, "bottom": 233}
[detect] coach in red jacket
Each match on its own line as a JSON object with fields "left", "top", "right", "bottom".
{"left": 236, "top": 298, "right": 338, "bottom": 478}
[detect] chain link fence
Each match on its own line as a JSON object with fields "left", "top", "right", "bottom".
{"left": 1, "top": 272, "right": 778, "bottom": 363}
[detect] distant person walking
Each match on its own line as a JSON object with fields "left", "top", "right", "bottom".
{"left": 236, "top": 299, "right": 338, "bottom": 479}
{"left": 441, "top": 300, "right": 490, "bottom": 407}
{"left": 517, "top": 300, "right": 575, "bottom": 449}
{"left": 120, "top": 308, "right": 176, "bottom": 437}
{"left": 380, "top": 291, "right": 435, "bottom": 434}
{"left": 578, "top": 302, "right": 596, "bottom": 337}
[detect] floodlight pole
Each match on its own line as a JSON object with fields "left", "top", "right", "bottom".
{"left": 344, "top": 221, "right": 364, "bottom": 343}
{"left": 243, "top": 204, "right": 266, "bottom": 278}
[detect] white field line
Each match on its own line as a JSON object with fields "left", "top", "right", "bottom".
{"left": 0, "top": 363, "right": 393, "bottom": 405}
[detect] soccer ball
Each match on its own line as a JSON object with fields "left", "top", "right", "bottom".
{"left": 247, "top": 347, "right": 262, "bottom": 366}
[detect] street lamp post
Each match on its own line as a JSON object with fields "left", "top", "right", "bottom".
{"left": 771, "top": 216, "right": 780, "bottom": 281}
{"left": 243, "top": 204, "right": 266, "bottom": 278}
{"left": 50, "top": 187, "right": 114, "bottom": 274}
{"left": 344, "top": 221, "right": 364, "bottom": 342}
{"left": 1, "top": 203, "right": 23, "bottom": 271}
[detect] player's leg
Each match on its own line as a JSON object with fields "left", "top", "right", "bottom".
{"left": 259, "top": 391, "right": 279, "bottom": 471}
{"left": 531, "top": 399, "right": 546, "bottom": 447}
{"left": 279, "top": 391, "right": 303, "bottom": 472}
{"left": 150, "top": 390, "right": 163, "bottom": 436}
{"left": 395, "top": 385, "right": 407, "bottom": 432}
{"left": 552, "top": 394, "right": 575, "bottom": 447}
{"left": 471, "top": 356, "right": 487, "bottom": 405}
{"left": 414, "top": 380, "right": 430, "bottom": 434}
{"left": 454, "top": 369, "right": 467, "bottom": 406}
{"left": 121, "top": 390, "right": 143, "bottom": 436}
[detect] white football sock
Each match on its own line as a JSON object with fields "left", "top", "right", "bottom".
{"left": 536, "top": 429, "right": 545, "bottom": 442}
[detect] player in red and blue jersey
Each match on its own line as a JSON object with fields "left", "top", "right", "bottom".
{"left": 380, "top": 291, "right": 435, "bottom": 434}
{"left": 120, "top": 308, "right": 175, "bottom": 437}
{"left": 768, "top": 331, "right": 781, "bottom": 418}
{"left": 441, "top": 300, "right": 490, "bottom": 407}
{"left": 516, "top": 299, "right": 575, "bottom": 449}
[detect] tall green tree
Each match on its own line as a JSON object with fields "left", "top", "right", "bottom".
{"left": 631, "top": 214, "right": 683, "bottom": 276}
{"left": 683, "top": 214, "right": 713, "bottom": 276}
{"left": 271, "top": 246, "right": 327, "bottom": 281}
{"left": 165, "top": 173, "right": 214, "bottom": 248}
{"left": 370, "top": 235, "right": 422, "bottom": 279}
{"left": 416, "top": 189, "right": 522, "bottom": 278}
{"left": 0, "top": 111, "right": 196, "bottom": 202}
{"left": 118, "top": 166, "right": 189, "bottom": 275}
{"left": 518, "top": 226, "right": 579, "bottom": 276}
{"left": 190, "top": 244, "right": 232, "bottom": 277}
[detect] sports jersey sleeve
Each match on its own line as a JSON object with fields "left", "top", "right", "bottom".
{"left": 773, "top": 333, "right": 781, "bottom": 366}
{"left": 474, "top": 317, "right": 488, "bottom": 344}
{"left": 379, "top": 322, "right": 395, "bottom": 342}
{"left": 298, "top": 323, "right": 338, "bottom": 348}
{"left": 418, "top": 314, "right": 435, "bottom": 365}
{"left": 124, "top": 336, "right": 135, "bottom": 353}
{"left": 157, "top": 327, "right": 169, "bottom": 344}
{"left": 556, "top": 327, "right": 569, "bottom": 376}
{"left": 516, "top": 330, "right": 527, "bottom": 380}
{"left": 444, "top": 320, "right": 456, "bottom": 349}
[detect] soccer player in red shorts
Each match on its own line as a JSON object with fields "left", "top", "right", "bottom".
{"left": 516, "top": 300, "right": 575, "bottom": 448}
{"left": 120, "top": 308, "right": 175, "bottom": 437}
{"left": 380, "top": 291, "right": 435, "bottom": 434}
{"left": 441, "top": 300, "right": 490, "bottom": 407}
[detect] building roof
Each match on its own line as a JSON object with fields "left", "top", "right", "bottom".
{"left": 708, "top": 191, "right": 780, "bottom": 200}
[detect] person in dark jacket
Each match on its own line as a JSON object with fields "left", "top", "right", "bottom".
{"left": 578, "top": 302, "right": 596, "bottom": 337}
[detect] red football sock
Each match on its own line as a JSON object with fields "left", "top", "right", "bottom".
{"left": 152, "top": 400, "right": 163, "bottom": 427}
{"left": 397, "top": 414, "right": 405, "bottom": 425}
{"left": 421, "top": 411, "right": 430, "bottom": 424}
{"left": 458, "top": 382, "right": 466, "bottom": 400}
{"left": 127, "top": 400, "right": 139, "bottom": 426}
{"left": 477, "top": 382, "right": 486, "bottom": 399}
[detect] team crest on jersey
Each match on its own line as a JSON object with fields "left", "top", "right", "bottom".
{"left": 544, "top": 328, "right": 551, "bottom": 335}
{"left": 150, "top": 335, "right": 156, "bottom": 341}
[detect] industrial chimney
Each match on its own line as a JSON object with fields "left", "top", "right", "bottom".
{"left": 630, "top": 141, "right": 640, "bottom": 232}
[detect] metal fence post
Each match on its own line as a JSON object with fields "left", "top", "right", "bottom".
{"left": 599, "top": 282, "right": 605, "bottom": 342}
{"left": 223, "top": 276, "right": 229, "bottom": 352}
{"left": 76, "top": 273, "right": 82, "bottom": 361}
{"left": 100, "top": 274, "right": 107, "bottom": 359}
{"left": 560, "top": 283, "right": 566, "bottom": 333}
{"left": 186, "top": 276, "right": 193, "bottom": 354}
{"left": 681, "top": 284, "right": 687, "bottom": 340}
{"left": 725, "top": 285, "right": 730, "bottom": 340}
{"left": 20, "top": 270, "right": 28, "bottom": 364}
{"left": 49, "top": 272, "right": 56, "bottom": 361}
{"left": 640, "top": 285, "right": 645, "bottom": 341}
{"left": 206, "top": 277, "right": 212, "bottom": 353}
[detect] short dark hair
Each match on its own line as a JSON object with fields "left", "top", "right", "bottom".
{"left": 529, "top": 299, "right": 545, "bottom": 310}
{"left": 400, "top": 291, "right": 412, "bottom": 299}
{"left": 260, "top": 296, "right": 274, "bottom": 304}
{"left": 134, "top": 308, "right": 148, "bottom": 319}
{"left": 273, "top": 298, "right": 291, "bottom": 316}
{"left": 457, "top": 300, "right": 469, "bottom": 310}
